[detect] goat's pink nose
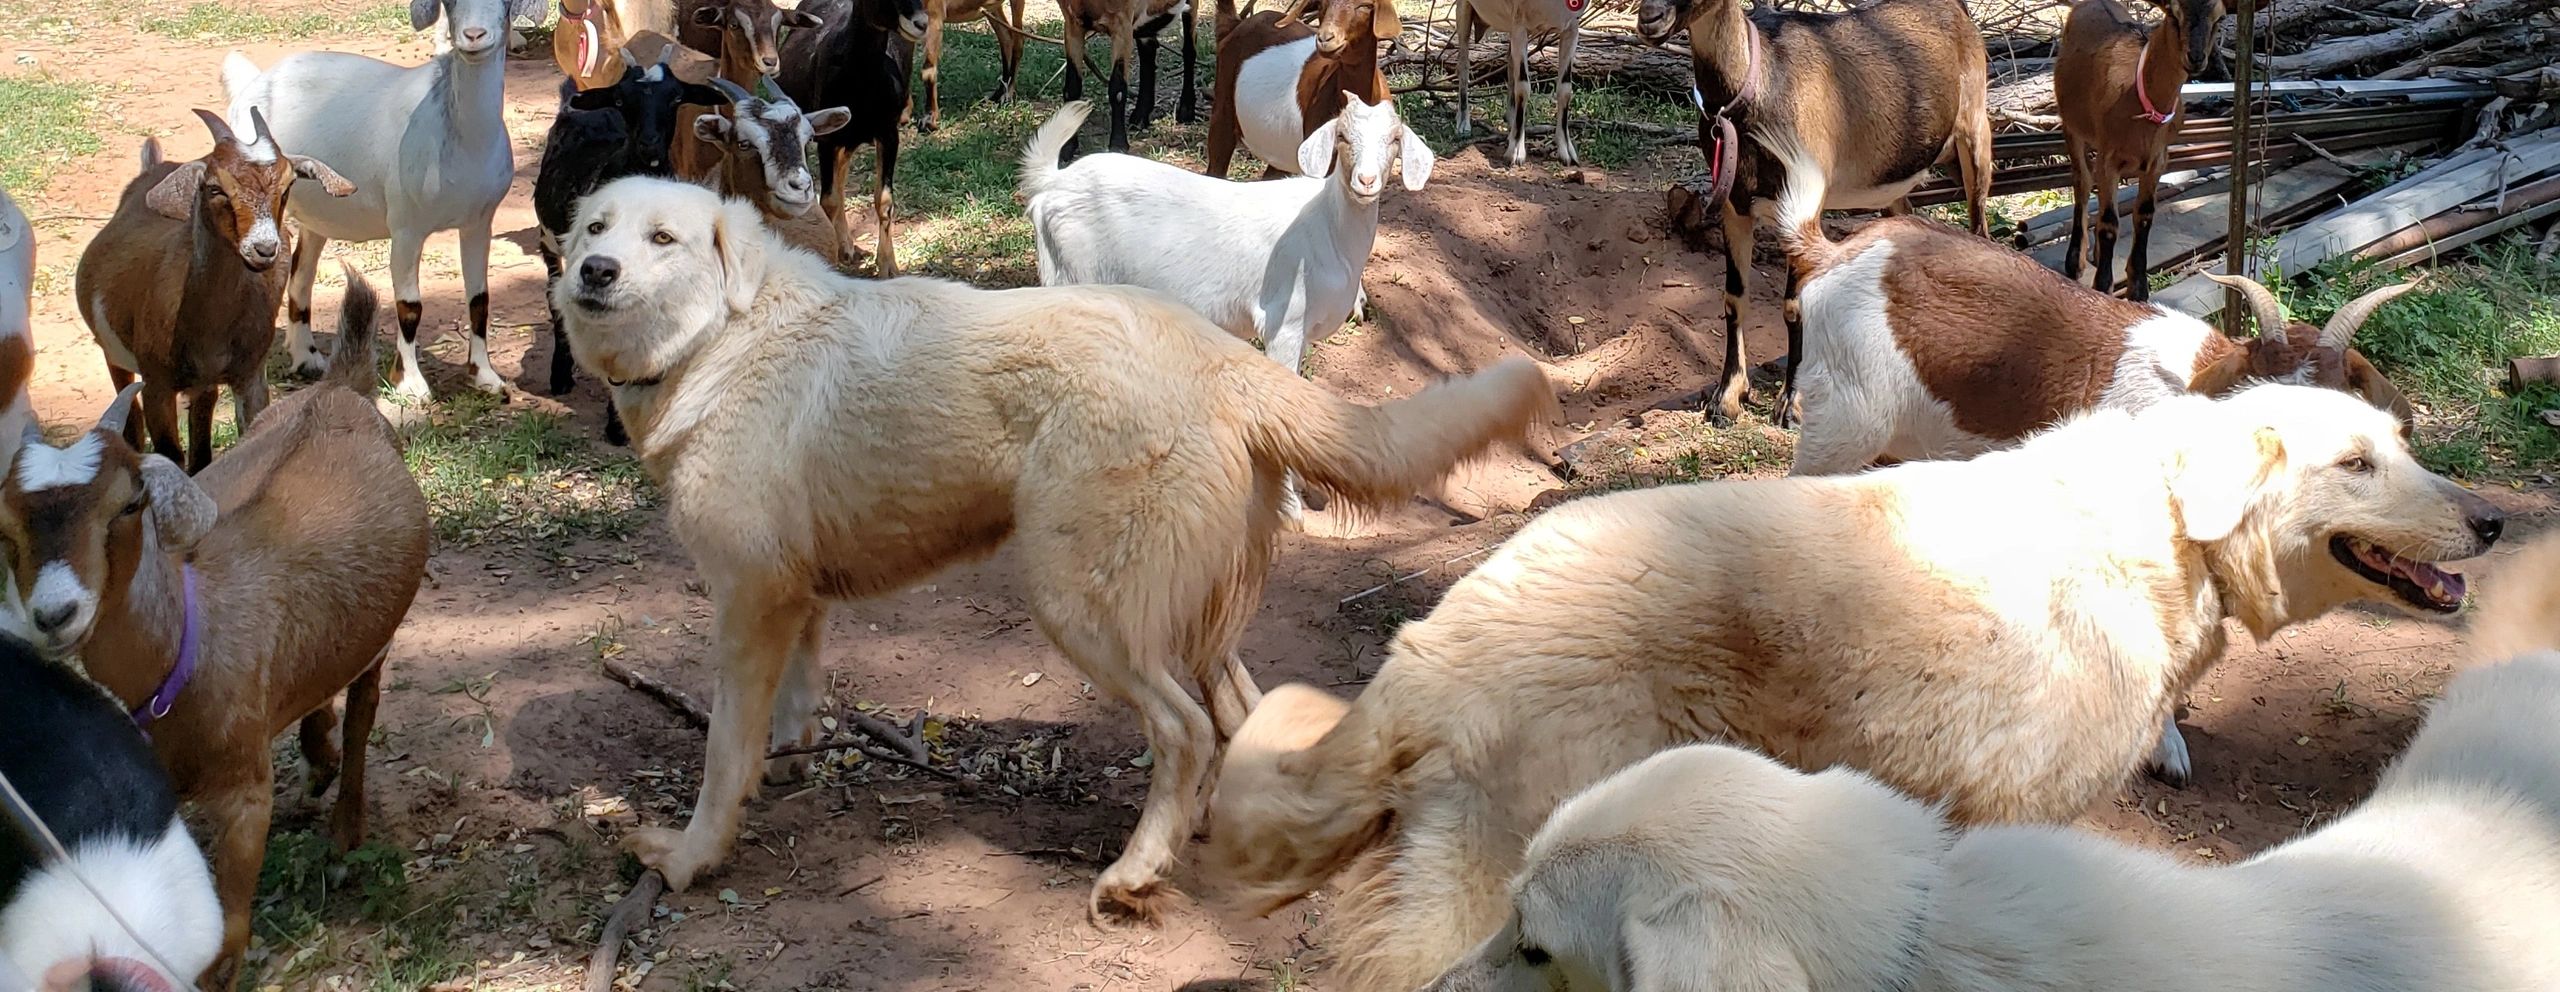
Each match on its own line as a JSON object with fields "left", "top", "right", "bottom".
{"left": 1357, "top": 171, "right": 1380, "bottom": 186}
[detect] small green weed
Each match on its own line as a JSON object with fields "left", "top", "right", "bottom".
{"left": 399, "top": 390, "right": 656, "bottom": 545}
{"left": 0, "top": 74, "right": 110, "bottom": 194}
{"left": 141, "top": 2, "right": 334, "bottom": 38}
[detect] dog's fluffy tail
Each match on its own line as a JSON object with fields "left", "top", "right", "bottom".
{"left": 1227, "top": 355, "right": 1554, "bottom": 516}
{"left": 325, "top": 262, "right": 382, "bottom": 397}
{"left": 1017, "top": 101, "right": 1092, "bottom": 201}
{"left": 2471, "top": 531, "right": 2560, "bottom": 664}
{"left": 1205, "top": 684, "right": 1392, "bottom": 914}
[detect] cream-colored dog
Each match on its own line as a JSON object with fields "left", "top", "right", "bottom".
{"left": 1208, "top": 382, "right": 2504, "bottom": 992}
{"left": 1423, "top": 532, "right": 2560, "bottom": 992}
{"left": 552, "top": 176, "right": 1554, "bottom": 922}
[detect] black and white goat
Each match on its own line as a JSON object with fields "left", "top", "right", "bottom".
{"left": 0, "top": 632, "right": 220, "bottom": 991}
{"left": 534, "top": 46, "right": 729, "bottom": 445}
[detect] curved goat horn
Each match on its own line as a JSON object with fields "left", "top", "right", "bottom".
{"left": 708, "top": 76, "right": 753, "bottom": 103}
{"left": 2202, "top": 272, "right": 2287, "bottom": 339}
{"left": 96, "top": 382, "right": 146, "bottom": 437}
{"left": 191, "top": 108, "right": 238, "bottom": 147}
{"left": 249, "top": 106, "right": 275, "bottom": 147}
{"left": 2319, "top": 281, "right": 2419, "bottom": 352}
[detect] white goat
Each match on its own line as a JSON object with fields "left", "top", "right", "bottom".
{"left": 222, "top": 0, "right": 542, "bottom": 399}
{"left": 1021, "top": 95, "right": 1433, "bottom": 516}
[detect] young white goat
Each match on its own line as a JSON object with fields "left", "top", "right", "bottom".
{"left": 1023, "top": 95, "right": 1433, "bottom": 515}
{"left": 222, "top": 0, "right": 542, "bottom": 400}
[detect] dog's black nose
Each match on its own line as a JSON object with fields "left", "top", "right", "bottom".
{"left": 31, "top": 602, "right": 75, "bottom": 633}
{"left": 580, "top": 256, "right": 621, "bottom": 289}
{"left": 2469, "top": 509, "right": 2505, "bottom": 546}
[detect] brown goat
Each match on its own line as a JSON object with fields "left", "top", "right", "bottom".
{"left": 73, "top": 109, "right": 354, "bottom": 473}
{"left": 1205, "top": 0, "right": 1395, "bottom": 177}
{"left": 669, "top": 0, "right": 822, "bottom": 180}
{"left": 1637, "top": 0, "right": 1991, "bottom": 429}
{"left": 1056, "top": 0, "right": 1196, "bottom": 159}
{"left": 2057, "top": 0, "right": 2225, "bottom": 300}
{"left": 0, "top": 271, "right": 427, "bottom": 991}
{"left": 917, "top": 0, "right": 1029, "bottom": 132}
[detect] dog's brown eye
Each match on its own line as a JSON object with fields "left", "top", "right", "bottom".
{"left": 2339, "top": 455, "right": 2372, "bottom": 474}
{"left": 651, "top": 230, "right": 676, "bottom": 246}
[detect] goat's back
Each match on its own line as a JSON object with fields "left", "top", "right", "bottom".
{"left": 194, "top": 382, "right": 427, "bottom": 728}
{"left": 1743, "top": 0, "right": 1986, "bottom": 201}
{"left": 0, "top": 187, "right": 28, "bottom": 474}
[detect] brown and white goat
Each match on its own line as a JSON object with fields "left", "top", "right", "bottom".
{"left": 917, "top": 0, "right": 1029, "bottom": 132}
{"left": 668, "top": 0, "right": 823, "bottom": 180}
{"left": 1637, "top": 0, "right": 1992, "bottom": 429}
{"left": 0, "top": 270, "right": 428, "bottom": 992}
{"left": 2057, "top": 0, "right": 2225, "bottom": 300}
{"left": 1204, "top": 0, "right": 1394, "bottom": 177}
{"left": 73, "top": 109, "right": 355, "bottom": 474}
{"left": 694, "top": 76, "right": 855, "bottom": 259}
{"left": 1771, "top": 167, "right": 2414, "bottom": 483}
{"left": 0, "top": 185, "right": 35, "bottom": 476}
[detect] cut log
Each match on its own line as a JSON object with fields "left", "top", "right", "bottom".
{"left": 2264, "top": 0, "right": 2546, "bottom": 77}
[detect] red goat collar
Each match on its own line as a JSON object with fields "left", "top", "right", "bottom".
{"left": 2134, "top": 33, "right": 2174, "bottom": 124}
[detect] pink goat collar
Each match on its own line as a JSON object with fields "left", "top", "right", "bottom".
{"left": 2133, "top": 34, "right": 2173, "bottom": 124}
{"left": 131, "top": 564, "right": 200, "bottom": 728}
{"left": 1690, "top": 27, "right": 1761, "bottom": 207}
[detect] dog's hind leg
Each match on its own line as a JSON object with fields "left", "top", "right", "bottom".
{"left": 625, "top": 578, "right": 816, "bottom": 892}
{"left": 766, "top": 608, "right": 830, "bottom": 785}
{"left": 1064, "top": 621, "right": 1214, "bottom": 924}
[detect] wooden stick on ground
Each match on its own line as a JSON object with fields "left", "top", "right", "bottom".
{"left": 600, "top": 656, "right": 929, "bottom": 762}
{"left": 584, "top": 870, "right": 667, "bottom": 992}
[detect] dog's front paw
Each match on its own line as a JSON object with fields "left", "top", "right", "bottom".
{"left": 623, "top": 827, "right": 709, "bottom": 892}
{"left": 2145, "top": 720, "right": 2193, "bottom": 788}
{"left": 1089, "top": 871, "right": 1170, "bottom": 928}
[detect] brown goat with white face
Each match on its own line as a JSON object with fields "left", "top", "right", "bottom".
{"left": 73, "top": 109, "right": 353, "bottom": 473}
{"left": 2056, "top": 0, "right": 2225, "bottom": 300}
{"left": 0, "top": 275, "right": 428, "bottom": 991}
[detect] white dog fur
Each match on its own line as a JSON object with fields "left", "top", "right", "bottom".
{"left": 1422, "top": 530, "right": 2560, "bottom": 992}
{"left": 549, "top": 176, "right": 1554, "bottom": 922}
{"left": 1207, "top": 382, "right": 2503, "bottom": 992}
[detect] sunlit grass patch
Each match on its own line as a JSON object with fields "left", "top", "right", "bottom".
{"left": 400, "top": 390, "right": 657, "bottom": 546}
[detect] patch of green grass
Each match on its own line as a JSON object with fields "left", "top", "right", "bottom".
{"left": 140, "top": 1, "right": 335, "bottom": 39}
{"left": 399, "top": 390, "right": 657, "bottom": 545}
{"left": 0, "top": 74, "right": 110, "bottom": 194}
{"left": 2278, "top": 233, "right": 2560, "bottom": 479}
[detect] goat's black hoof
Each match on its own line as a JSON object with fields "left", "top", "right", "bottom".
{"left": 916, "top": 115, "right": 940, "bottom": 134}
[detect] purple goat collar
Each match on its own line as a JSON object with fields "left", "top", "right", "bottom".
{"left": 132, "top": 563, "right": 201, "bottom": 727}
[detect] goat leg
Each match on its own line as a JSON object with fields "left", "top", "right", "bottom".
{"left": 2062, "top": 134, "right": 2090, "bottom": 281}
{"left": 2090, "top": 163, "right": 2123, "bottom": 296}
{"left": 1711, "top": 197, "right": 1755, "bottom": 426}
{"left": 1504, "top": 29, "right": 1528, "bottom": 166}
{"left": 1133, "top": 16, "right": 1163, "bottom": 131}
{"left": 1774, "top": 265, "right": 1803, "bottom": 429}
{"left": 920, "top": 14, "right": 947, "bottom": 133}
{"left": 461, "top": 223, "right": 506, "bottom": 395}
{"left": 874, "top": 131, "right": 900, "bottom": 278}
{"left": 543, "top": 243, "right": 577, "bottom": 396}
{"left": 198, "top": 764, "right": 276, "bottom": 992}
{"left": 285, "top": 233, "right": 328, "bottom": 378}
{"left": 1061, "top": 29, "right": 1089, "bottom": 162}
{"left": 1175, "top": 1, "right": 1198, "bottom": 125}
{"left": 1551, "top": 21, "right": 1579, "bottom": 165}
{"left": 329, "top": 658, "right": 384, "bottom": 852}
{"left": 987, "top": 0, "right": 1025, "bottom": 103}
{"left": 141, "top": 380, "right": 184, "bottom": 470}
{"left": 2126, "top": 163, "right": 2161, "bottom": 302}
{"left": 106, "top": 365, "right": 143, "bottom": 451}
{"left": 390, "top": 235, "right": 434, "bottom": 402}
{"left": 298, "top": 706, "right": 343, "bottom": 797}
{"left": 185, "top": 387, "right": 216, "bottom": 473}
{"left": 1107, "top": 38, "right": 1134, "bottom": 152}
{"left": 1452, "top": 0, "right": 1474, "bottom": 139}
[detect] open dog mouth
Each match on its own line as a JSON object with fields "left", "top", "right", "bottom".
{"left": 2331, "top": 534, "right": 2466, "bottom": 613}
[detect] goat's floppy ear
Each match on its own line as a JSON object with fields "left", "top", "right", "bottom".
{"left": 1297, "top": 117, "right": 1344, "bottom": 178}
{"left": 409, "top": 0, "right": 442, "bottom": 30}
{"left": 142, "top": 162, "right": 209, "bottom": 221}
{"left": 1372, "top": 0, "right": 1401, "bottom": 38}
{"left": 2346, "top": 351, "right": 2415, "bottom": 435}
{"left": 692, "top": 113, "right": 737, "bottom": 146}
{"left": 712, "top": 199, "right": 767, "bottom": 316}
{"left": 1397, "top": 125, "right": 1436, "bottom": 191}
{"left": 291, "top": 156, "right": 358, "bottom": 197}
{"left": 806, "top": 107, "right": 852, "bottom": 136}
{"left": 781, "top": 7, "right": 823, "bottom": 27}
{"left": 2170, "top": 421, "right": 2284, "bottom": 544}
{"left": 137, "top": 455, "right": 217, "bottom": 553}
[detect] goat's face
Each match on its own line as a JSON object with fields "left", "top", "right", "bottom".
{"left": 694, "top": 0, "right": 830, "bottom": 76}
{"left": 695, "top": 84, "right": 852, "bottom": 216}
{"left": 573, "top": 53, "right": 735, "bottom": 176}
{"left": 142, "top": 110, "right": 354, "bottom": 272}
{"left": 1314, "top": 0, "right": 1396, "bottom": 55}
{"left": 2162, "top": 385, "right": 2502, "bottom": 630}
{"left": 414, "top": 0, "right": 544, "bottom": 62}
{"left": 556, "top": 178, "right": 766, "bottom": 384}
{"left": 0, "top": 392, "right": 216, "bottom": 659}
{"left": 2192, "top": 274, "right": 2418, "bottom": 433}
{"left": 1297, "top": 93, "right": 1434, "bottom": 204}
{"left": 2157, "top": 0, "right": 2228, "bottom": 73}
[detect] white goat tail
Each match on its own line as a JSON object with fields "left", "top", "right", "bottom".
{"left": 1765, "top": 134, "right": 1838, "bottom": 274}
{"left": 1016, "top": 102, "right": 1093, "bottom": 200}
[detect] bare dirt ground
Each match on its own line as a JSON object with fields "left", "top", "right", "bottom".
{"left": 6, "top": 5, "right": 2557, "bottom": 990}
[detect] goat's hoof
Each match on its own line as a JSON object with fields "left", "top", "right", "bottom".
{"left": 471, "top": 369, "right": 509, "bottom": 396}
{"left": 1506, "top": 144, "right": 1529, "bottom": 168}
{"left": 1088, "top": 876, "right": 1169, "bottom": 928}
{"left": 393, "top": 377, "right": 434, "bottom": 403}
{"left": 622, "top": 827, "right": 705, "bottom": 892}
{"left": 1556, "top": 141, "right": 1579, "bottom": 167}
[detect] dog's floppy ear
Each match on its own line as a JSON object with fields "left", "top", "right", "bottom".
{"left": 2171, "top": 423, "right": 2284, "bottom": 544}
{"left": 712, "top": 198, "right": 767, "bottom": 316}
{"left": 138, "top": 454, "right": 217, "bottom": 552}
{"left": 1622, "top": 891, "right": 1804, "bottom": 992}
